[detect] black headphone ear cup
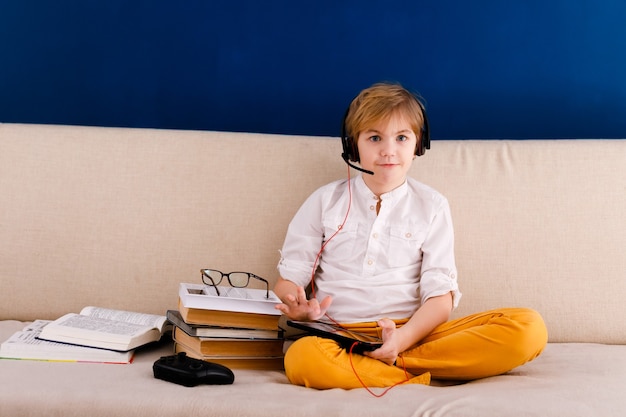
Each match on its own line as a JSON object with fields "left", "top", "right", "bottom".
{"left": 416, "top": 127, "right": 426, "bottom": 156}
{"left": 340, "top": 135, "right": 359, "bottom": 162}
{"left": 341, "top": 107, "right": 359, "bottom": 163}
{"left": 415, "top": 101, "right": 430, "bottom": 157}
{"left": 349, "top": 137, "right": 359, "bottom": 162}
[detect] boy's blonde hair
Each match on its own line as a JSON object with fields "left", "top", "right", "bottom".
{"left": 344, "top": 82, "right": 426, "bottom": 151}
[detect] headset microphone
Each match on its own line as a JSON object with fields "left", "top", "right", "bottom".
{"left": 341, "top": 152, "right": 375, "bottom": 175}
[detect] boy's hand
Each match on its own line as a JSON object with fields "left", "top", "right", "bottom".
{"left": 275, "top": 286, "right": 332, "bottom": 321}
{"left": 363, "top": 318, "right": 401, "bottom": 365}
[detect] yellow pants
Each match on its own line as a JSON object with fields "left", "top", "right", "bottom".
{"left": 284, "top": 308, "right": 548, "bottom": 389}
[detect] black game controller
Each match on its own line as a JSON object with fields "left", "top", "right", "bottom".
{"left": 153, "top": 352, "right": 235, "bottom": 387}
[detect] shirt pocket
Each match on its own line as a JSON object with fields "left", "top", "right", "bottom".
{"left": 388, "top": 226, "right": 428, "bottom": 268}
{"left": 321, "top": 218, "right": 359, "bottom": 258}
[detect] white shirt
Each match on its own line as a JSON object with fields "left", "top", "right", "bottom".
{"left": 278, "top": 175, "right": 461, "bottom": 323}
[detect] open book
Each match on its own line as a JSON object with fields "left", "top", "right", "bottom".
{"left": 0, "top": 320, "right": 134, "bottom": 363}
{"left": 37, "top": 306, "right": 171, "bottom": 352}
{"left": 179, "top": 283, "right": 282, "bottom": 316}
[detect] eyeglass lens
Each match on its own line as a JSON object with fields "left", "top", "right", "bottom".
{"left": 204, "top": 270, "right": 250, "bottom": 287}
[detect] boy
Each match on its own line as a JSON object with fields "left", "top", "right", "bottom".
{"left": 274, "top": 82, "right": 547, "bottom": 389}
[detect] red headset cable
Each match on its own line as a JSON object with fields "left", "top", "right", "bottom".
{"left": 307, "top": 165, "right": 412, "bottom": 396}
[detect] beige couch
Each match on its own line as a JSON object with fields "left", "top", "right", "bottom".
{"left": 1, "top": 123, "right": 626, "bottom": 416}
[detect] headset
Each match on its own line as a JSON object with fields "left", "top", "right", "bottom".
{"left": 340, "top": 93, "right": 431, "bottom": 175}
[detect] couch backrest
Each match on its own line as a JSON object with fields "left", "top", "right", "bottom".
{"left": 2, "top": 123, "right": 625, "bottom": 343}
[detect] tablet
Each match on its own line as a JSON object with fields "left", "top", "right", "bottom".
{"left": 286, "top": 320, "right": 383, "bottom": 354}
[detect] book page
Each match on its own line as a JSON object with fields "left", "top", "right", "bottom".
{"left": 0, "top": 320, "right": 133, "bottom": 363}
{"left": 179, "top": 283, "right": 282, "bottom": 316}
{"left": 3, "top": 321, "right": 58, "bottom": 347}
{"left": 203, "top": 285, "right": 280, "bottom": 302}
{"left": 80, "top": 306, "right": 167, "bottom": 330}
{"left": 2, "top": 321, "right": 105, "bottom": 349}
{"left": 54, "top": 314, "right": 150, "bottom": 337}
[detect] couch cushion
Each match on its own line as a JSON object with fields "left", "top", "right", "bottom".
{"left": 2, "top": 321, "right": 626, "bottom": 416}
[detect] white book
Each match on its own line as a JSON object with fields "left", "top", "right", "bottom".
{"left": 179, "top": 283, "right": 282, "bottom": 316}
{"left": 37, "top": 306, "right": 171, "bottom": 352}
{"left": 0, "top": 320, "right": 134, "bottom": 364}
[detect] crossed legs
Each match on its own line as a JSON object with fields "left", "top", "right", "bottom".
{"left": 284, "top": 308, "right": 548, "bottom": 389}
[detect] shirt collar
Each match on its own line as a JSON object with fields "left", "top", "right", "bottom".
{"left": 354, "top": 175, "right": 409, "bottom": 203}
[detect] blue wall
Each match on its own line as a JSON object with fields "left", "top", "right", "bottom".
{"left": 2, "top": 1, "right": 626, "bottom": 139}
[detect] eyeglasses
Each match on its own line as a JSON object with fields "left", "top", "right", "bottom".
{"left": 201, "top": 269, "right": 270, "bottom": 299}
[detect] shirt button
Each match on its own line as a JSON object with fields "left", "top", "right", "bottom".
{"left": 405, "top": 232, "right": 412, "bottom": 238}
{"left": 367, "top": 259, "right": 374, "bottom": 265}
{"left": 372, "top": 233, "right": 378, "bottom": 239}
{"left": 370, "top": 205, "right": 376, "bottom": 211}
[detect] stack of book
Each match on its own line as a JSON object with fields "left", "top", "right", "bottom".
{"left": 169, "top": 283, "right": 285, "bottom": 370}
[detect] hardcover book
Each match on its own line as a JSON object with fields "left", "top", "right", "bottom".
{"left": 172, "top": 327, "right": 284, "bottom": 357}
{"left": 174, "top": 342, "right": 284, "bottom": 371}
{"left": 37, "top": 306, "right": 171, "bottom": 352}
{"left": 167, "top": 310, "right": 284, "bottom": 339}
{"left": 178, "top": 303, "right": 281, "bottom": 331}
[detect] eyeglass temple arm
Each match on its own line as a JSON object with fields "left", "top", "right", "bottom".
{"left": 250, "top": 273, "right": 270, "bottom": 298}
{"left": 201, "top": 270, "right": 221, "bottom": 296}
